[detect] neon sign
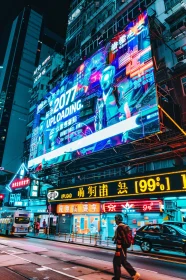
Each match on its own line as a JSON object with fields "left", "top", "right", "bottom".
{"left": 0, "top": 194, "right": 4, "bottom": 200}
{"left": 10, "top": 178, "right": 30, "bottom": 189}
{"left": 48, "top": 169, "right": 186, "bottom": 203}
{"left": 56, "top": 202, "right": 100, "bottom": 214}
{"left": 102, "top": 200, "right": 162, "bottom": 213}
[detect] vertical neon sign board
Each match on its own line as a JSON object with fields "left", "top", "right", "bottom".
{"left": 28, "top": 11, "right": 159, "bottom": 169}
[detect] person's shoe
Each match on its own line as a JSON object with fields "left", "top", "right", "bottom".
{"left": 133, "top": 272, "right": 140, "bottom": 280}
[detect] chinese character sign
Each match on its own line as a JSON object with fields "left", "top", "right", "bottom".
{"left": 10, "top": 178, "right": 30, "bottom": 189}
{"left": 56, "top": 203, "right": 100, "bottom": 214}
{"left": 102, "top": 200, "right": 162, "bottom": 213}
{"left": 48, "top": 170, "right": 186, "bottom": 203}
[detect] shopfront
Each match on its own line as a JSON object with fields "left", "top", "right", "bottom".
{"left": 48, "top": 168, "right": 186, "bottom": 236}
{"left": 56, "top": 202, "right": 100, "bottom": 234}
{"left": 26, "top": 204, "right": 48, "bottom": 227}
{"left": 101, "top": 200, "right": 163, "bottom": 239}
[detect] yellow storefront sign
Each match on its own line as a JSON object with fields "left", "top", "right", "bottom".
{"left": 56, "top": 202, "right": 100, "bottom": 214}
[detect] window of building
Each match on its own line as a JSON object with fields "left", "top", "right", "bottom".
{"left": 181, "top": 76, "right": 186, "bottom": 96}
{"left": 164, "top": 0, "right": 181, "bottom": 11}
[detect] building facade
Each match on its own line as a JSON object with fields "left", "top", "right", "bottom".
{"left": 0, "top": 7, "right": 64, "bottom": 173}
{"left": 24, "top": 0, "right": 186, "bottom": 235}
{"left": 62, "top": 0, "right": 186, "bottom": 180}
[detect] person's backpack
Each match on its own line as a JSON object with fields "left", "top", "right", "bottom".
{"left": 118, "top": 223, "right": 132, "bottom": 248}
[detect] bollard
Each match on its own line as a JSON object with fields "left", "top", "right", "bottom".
{"left": 99, "top": 234, "right": 102, "bottom": 245}
{"left": 94, "top": 233, "right": 98, "bottom": 246}
{"left": 71, "top": 232, "right": 74, "bottom": 242}
{"left": 107, "top": 237, "right": 109, "bottom": 247}
{"left": 90, "top": 234, "right": 92, "bottom": 244}
{"left": 64, "top": 233, "right": 66, "bottom": 241}
{"left": 82, "top": 233, "right": 84, "bottom": 243}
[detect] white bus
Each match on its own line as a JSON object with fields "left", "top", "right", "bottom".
{"left": 0, "top": 208, "right": 30, "bottom": 237}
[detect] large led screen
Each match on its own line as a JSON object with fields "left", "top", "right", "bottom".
{"left": 28, "top": 11, "right": 160, "bottom": 169}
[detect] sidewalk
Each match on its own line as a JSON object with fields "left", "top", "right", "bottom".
{"left": 27, "top": 232, "right": 186, "bottom": 259}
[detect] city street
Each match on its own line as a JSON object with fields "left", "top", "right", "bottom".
{"left": 0, "top": 236, "right": 185, "bottom": 280}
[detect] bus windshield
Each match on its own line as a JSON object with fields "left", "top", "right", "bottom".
{"left": 15, "top": 217, "right": 30, "bottom": 224}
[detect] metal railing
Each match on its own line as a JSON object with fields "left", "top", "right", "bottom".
{"left": 29, "top": 229, "right": 115, "bottom": 247}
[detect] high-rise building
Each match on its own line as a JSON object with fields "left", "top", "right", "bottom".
{"left": 23, "top": 52, "right": 64, "bottom": 163}
{"left": 0, "top": 7, "right": 64, "bottom": 172}
{"left": 16, "top": 0, "right": 186, "bottom": 233}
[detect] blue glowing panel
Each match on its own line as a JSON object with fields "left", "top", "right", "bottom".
{"left": 28, "top": 11, "right": 159, "bottom": 170}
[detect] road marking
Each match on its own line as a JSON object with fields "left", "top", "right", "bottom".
{"left": 42, "top": 266, "right": 83, "bottom": 280}
{"left": 7, "top": 250, "right": 19, "bottom": 254}
{"left": 133, "top": 255, "right": 150, "bottom": 259}
{"left": 4, "top": 250, "right": 83, "bottom": 280}
{"left": 133, "top": 253, "right": 186, "bottom": 265}
{"left": 37, "top": 267, "right": 49, "bottom": 271}
{"left": 134, "top": 267, "right": 158, "bottom": 274}
{"left": 2, "top": 251, "right": 31, "bottom": 263}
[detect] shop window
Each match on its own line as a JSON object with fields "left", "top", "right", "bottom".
{"left": 181, "top": 76, "right": 186, "bottom": 96}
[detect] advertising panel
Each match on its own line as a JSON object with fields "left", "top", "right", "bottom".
{"left": 101, "top": 200, "right": 163, "bottom": 213}
{"left": 56, "top": 202, "right": 100, "bottom": 214}
{"left": 28, "top": 11, "right": 159, "bottom": 169}
{"left": 47, "top": 169, "right": 186, "bottom": 203}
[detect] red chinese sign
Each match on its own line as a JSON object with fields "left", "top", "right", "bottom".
{"left": 10, "top": 178, "right": 30, "bottom": 189}
{"left": 101, "top": 200, "right": 163, "bottom": 213}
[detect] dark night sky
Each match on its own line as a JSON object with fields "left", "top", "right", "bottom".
{"left": 0, "top": 0, "right": 71, "bottom": 64}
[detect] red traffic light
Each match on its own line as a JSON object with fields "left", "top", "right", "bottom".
{"left": 0, "top": 194, "right": 4, "bottom": 200}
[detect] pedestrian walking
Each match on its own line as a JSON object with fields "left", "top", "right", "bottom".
{"left": 33, "top": 221, "right": 36, "bottom": 235}
{"left": 43, "top": 219, "right": 46, "bottom": 228}
{"left": 35, "top": 221, "right": 40, "bottom": 236}
{"left": 112, "top": 214, "right": 140, "bottom": 280}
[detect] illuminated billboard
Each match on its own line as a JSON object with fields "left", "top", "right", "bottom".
{"left": 28, "top": 11, "right": 159, "bottom": 169}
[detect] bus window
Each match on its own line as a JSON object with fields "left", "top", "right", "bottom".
{"left": 15, "top": 217, "right": 30, "bottom": 224}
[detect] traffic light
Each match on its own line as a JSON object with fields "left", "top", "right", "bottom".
{"left": 0, "top": 194, "right": 4, "bottom": 207}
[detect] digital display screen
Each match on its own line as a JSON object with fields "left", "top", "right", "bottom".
{"left": 28, "top": 11, "right": 159, "bottom": 169}
{"left": 48, "top": 170, "right": 186, "bottom": 203}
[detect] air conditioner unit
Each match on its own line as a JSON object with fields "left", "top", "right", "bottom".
{"left": 170, "top": 20, "right": 186, "bottom": 37}
{"left": 172, "top": 58, "right": 186, "bottom": 71}
{"left": 174, "top": 47, "right": 185, "bottom": 56}
{"left": 165, "top": 200, "right": 177, "bottom": 211}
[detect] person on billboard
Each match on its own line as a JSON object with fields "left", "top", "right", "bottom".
{"left": 112, "top": 214, "right": 140, "bottom": 280}
{"left": 37, "top": 121, "right": 45, "bottom": 157}
{"left": 94, "top": 65, "right": 119, "bottom": 131}
{"left": 94, "top": 65, "right": 133, "bottom": 132}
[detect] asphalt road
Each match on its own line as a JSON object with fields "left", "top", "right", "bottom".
{"left": 0, "top": 236, "right": 185, "bottom": 280}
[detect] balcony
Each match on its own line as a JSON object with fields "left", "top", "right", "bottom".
{"left": 171, "top": 58, "right": 186, "bottom": 74}
{"left": 85, "top": 0, "right": 114, "bottom": 26}
{"left": 170, "top": 20, "right": 186, "bottom": 37}
{"left": 66, "top": 25, "right": 82, "bottom": 43}
{"left": 164, "top": 0, "right": 183, "bottom": 13}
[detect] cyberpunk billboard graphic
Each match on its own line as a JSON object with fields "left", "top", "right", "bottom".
{"left": 28, "top": 11, "right": 160, "bottom": 169}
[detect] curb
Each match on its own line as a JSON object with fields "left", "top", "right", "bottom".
{"left": 27, "top": 235, "right": 186, "bottom": 263}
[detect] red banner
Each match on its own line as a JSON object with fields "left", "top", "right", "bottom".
{"left": 10, "top": 178, "right": 30, "bottom": 189}
{"left": 101, "top": 200, "right": 163, "bottom": 213}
